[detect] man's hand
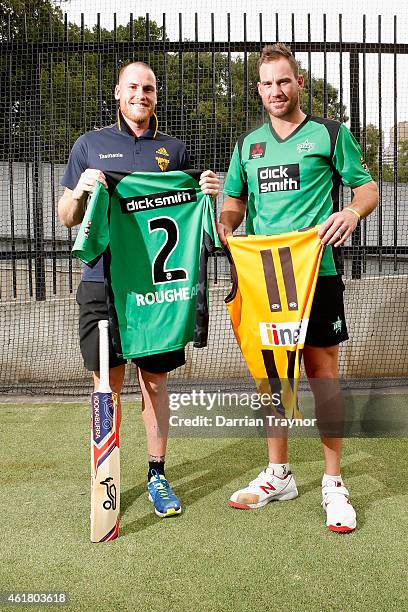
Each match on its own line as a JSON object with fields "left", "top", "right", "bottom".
{"left": 199, "top": 170, "right": 219, "bottom": 198}
{"left": 318, "top": 209, "right": 359, "bottom": 247}
{"left": 216, "top": 222, "right": 233, "bottom": 246}
{"left": 319, "top": 181, "right": 378, "bottom": 247}
{"left": 72, "top": 169, "right": 108, "bottom": 201}
{"left": 58, "top": 169, "right": 108, "bottom": 228}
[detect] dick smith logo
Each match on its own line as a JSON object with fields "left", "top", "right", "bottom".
{"left": 258, "top": 164, "right": 300, "bottom": 193}
{"left": 259, "top": 320, "right": 308, "bottom": 347}
{"left": 120, "top": 189, "right": 197, "bottom": 214}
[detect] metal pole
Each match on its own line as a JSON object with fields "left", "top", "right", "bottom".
{"left": 32, "top": 50, "right": 45, "bottom": 301}
{"left": 349, "top": 50, "right": 362, "bottom": 280}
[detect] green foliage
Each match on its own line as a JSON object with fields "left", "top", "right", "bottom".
{"left": 300, "top": 70, "right": 348, "bottom": 122}
{"left": 362, "top": 125, "right": 408, "bottom": 183}
{"left": 363, "top": 124, "right": 380, "bottom": 181}
{"left": 151, "top": 51, "right": 349, "bottom": 170}
{"left": 383, "top": 139, "right": 408, "bottom": 183}
{"left": 0, "top": 1, "right": 164, "bottom": 41}
{"left": 2, "top": 1, "right": 388, "bottom": 176}
{"left": 396, "top": 139, "right": 408, "bottom": 182}
{"left": 0, "top": 0, "right": 64, "bottom": 40}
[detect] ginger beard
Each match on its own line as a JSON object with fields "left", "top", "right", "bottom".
{"left": 115, "top": 65, "right": 157, "bottom": 127}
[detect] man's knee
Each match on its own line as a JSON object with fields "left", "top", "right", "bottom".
{"left": 93, "top": 364, "right": 125, "bottom": 395}
{"left": 139, "top": 369, "right": 168, "bottom": 398}
{"left": 109, "top": 365, "right": 126, "bottom": 394}
{"left": 304, "top": 345, "right": 339, "bottom": 379}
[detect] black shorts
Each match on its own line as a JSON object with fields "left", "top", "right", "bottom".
{"left": 76, "top": 281, "right": 186, "bottom": 373}
{"left": 305, "top": 275, "right": 349, "bottom": 347}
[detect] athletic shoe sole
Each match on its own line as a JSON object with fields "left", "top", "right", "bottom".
{"left": 327, "top": 523, "right": 356, "bottom": 533}
{"left": 229, "top": 487, "right": 298, "bottom": 510}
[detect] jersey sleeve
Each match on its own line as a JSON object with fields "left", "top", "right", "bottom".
{"left": 60, "top": 135, "right": 88, "bottom": 189}
{"left": 223, "top": 143, "right": 248, "bottom": 198}
{"left": 332, "top": 123, "right": 373, "bottom": 188}
{"left": 72, "top": 182, "right": 110, "bottom": 265}
{"left": 179, "top": 145, "right": 191, "bottom": 170}
{"left": 203, "top": 195, "right": 222, "bottom": 252}
{"left": 192, "top": 193, "right": 221, "bottom": 349}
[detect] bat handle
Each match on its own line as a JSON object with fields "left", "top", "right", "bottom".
{"left": 98, "top": 320, "right": 111, "bottom": 393}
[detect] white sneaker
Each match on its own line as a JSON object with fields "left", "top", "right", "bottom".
{"left": 322, "top": 477, "right": 356, "bottom": 533}
{"left": 229, "top": 469, "right": 298, "bottom": 509}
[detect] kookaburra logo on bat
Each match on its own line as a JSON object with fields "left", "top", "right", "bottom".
{"left": 101, "top": 477, "right": 117, "bottom": 511}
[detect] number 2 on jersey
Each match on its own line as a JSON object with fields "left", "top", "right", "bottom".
{"left": 148, "top": 216, "right": 188, "bottom": 284}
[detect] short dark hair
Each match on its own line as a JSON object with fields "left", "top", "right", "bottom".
{"left": 117, "top": 61, "right": 155, "bottom": 84}
{"left": 258, "top": 43, "right": 299, "bottom": 77}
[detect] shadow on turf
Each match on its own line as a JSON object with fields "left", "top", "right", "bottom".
{"left": 120, "top": 439, "right": 265, "bottom": 536}
{"left": 119, "top": 438, "right": 408, "bottom": 536}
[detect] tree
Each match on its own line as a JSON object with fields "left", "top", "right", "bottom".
{"left": 0, "top": 0, "right": 64, "bottom": 40}
{"left": 383, "top": 139, "right": 408, "bottom": 183}
{"left": 363, "top": 124, "right": 380, "bottom": 181}
{"left": 300, "top": 70, "right": 348, "bottom": 122}
{"left": 0, "top": 3, "right": 352, "bottom": 169}
{"left": 162, "top": 51, "right": 348, "bottom": 170}
{"left": 0, "top": 2, "right": 164, "bottom": 161}
{"left": 363, "top": 126, "right": 408, "bottom": 183}
{"left": 396, "top": 139, "right": 408, "bottom": 182}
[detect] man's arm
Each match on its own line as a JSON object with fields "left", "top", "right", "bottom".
{"left": 58, "top": 169, "right": 108, "bottom": 228}
{"left": 58, "top": 187, "right": 87, "bottom": 228}
{"left": 217, "top": 195, "right": 247, "bottom": 246}
{"left": 318, "top": 180, "right": 378, "bottom": 247}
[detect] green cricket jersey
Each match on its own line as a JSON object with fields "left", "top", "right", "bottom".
{"left": 72, "top": 170, "right": 221, "bottom": 359}
{"left": 223, "top": 115, "right": 372, "bottom": 275}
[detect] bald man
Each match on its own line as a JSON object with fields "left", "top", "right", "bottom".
{"left": 58, "top": 61, "right": 219, "bottom": 518}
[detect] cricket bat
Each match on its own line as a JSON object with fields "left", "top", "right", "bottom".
{"left": 90, "top": 319, "right": 120, "bottom": 542}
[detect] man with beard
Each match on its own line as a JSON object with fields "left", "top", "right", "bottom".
{"left": 217, "top": 43, "right": 378, "bottom": 532}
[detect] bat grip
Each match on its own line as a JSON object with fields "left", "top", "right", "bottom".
{"left": 98, "top": 320, "right": 111, "bottom": 392}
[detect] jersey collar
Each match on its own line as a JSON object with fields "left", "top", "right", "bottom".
{"left": 268, "top": 114, "right": 311, "bottom": 143}
{"left": 116, "top": 110, "right": 159, "bottom": 139}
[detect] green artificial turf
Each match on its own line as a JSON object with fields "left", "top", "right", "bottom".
{"left": 1, "top": 401, "right": 407, "bottom": 611}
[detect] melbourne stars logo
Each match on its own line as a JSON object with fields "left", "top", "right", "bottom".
{"left": 332, "top": 316, "right": 343, "bottom": 334}
{"left": 297, "top": 139, "right": 315, "bottom": 154}
{"left": 250, "top": 142, "right": 266, "bottom": 159}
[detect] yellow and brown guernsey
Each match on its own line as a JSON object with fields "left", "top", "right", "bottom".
{"left": 226, "top": 227, "right": 324, "bottom": 418}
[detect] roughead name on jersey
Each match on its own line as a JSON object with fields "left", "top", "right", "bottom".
{"left": 135, "top": 283, "right": 199, "bottom": 306}
{"left": 259, "top": 320, "right": 308, "bottom": 347}
{"left": 120, "top": 189, "right": 197, "bottom": 214}
{"left": 258, "top": 164, "right": 300, "bottom": 193}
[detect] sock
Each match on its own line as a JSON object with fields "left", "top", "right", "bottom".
{"left": 322, "top": 473, "right": 342, "bottom": 486}
{"left": 148, "top": 461, "right": 165, "bottom": 482}
{"left": 266, "top": 462, "right": 290, "bottom": 478}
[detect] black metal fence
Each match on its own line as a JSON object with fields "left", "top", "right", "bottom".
{"left": 1, "top": 11, "right": 408, "bottom": 301}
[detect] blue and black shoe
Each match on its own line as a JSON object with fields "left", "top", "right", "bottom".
{"left": 147, "top": 470, "right": 182, "bottom": 518}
